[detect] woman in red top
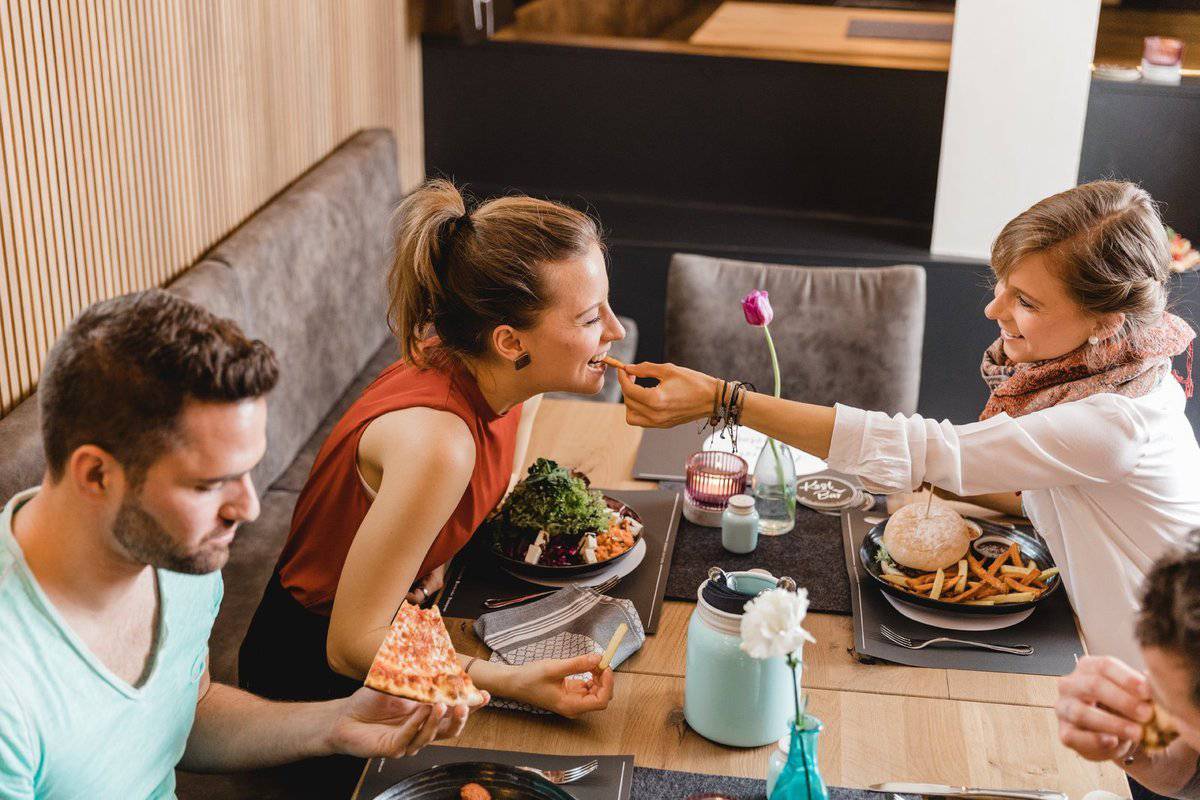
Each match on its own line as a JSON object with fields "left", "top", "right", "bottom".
{"left": 239, "top": 180, "right": 624, "bottom": 719}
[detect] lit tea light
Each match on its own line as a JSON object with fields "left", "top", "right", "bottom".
{"left": 684, "top": 451, "right": 749, "bottom": 527}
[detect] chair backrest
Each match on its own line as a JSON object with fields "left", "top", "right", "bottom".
{"left": 665, "top": 254, "right": 926, "bottom": 415}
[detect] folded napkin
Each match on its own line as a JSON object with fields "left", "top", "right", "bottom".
{"left": 473, "top": 584, "right": 645, "bottom": 714}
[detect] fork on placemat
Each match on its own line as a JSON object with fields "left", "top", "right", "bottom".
{"left": 879, "top": 624, "right": 1034, "bottom": 656}
{"left": 517, "top": 760, "right": 599, "bottom": 784}
{"left": 483, "top": 575, "right": 620, "bottom": 610}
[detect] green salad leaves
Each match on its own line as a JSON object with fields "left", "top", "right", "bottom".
{"left": 503, "top": 458, "right": 609, "bottom": 536}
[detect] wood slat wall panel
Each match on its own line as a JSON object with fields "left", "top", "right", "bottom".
{"left": 0, "top": 0, "right": 424, "bottom": 417}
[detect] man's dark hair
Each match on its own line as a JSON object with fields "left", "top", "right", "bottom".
{"left": 39, "top": 289, "right": 279, "bottom": 484}
{"left": 1137, "top": 533, "right": 1200, "bottom": 707}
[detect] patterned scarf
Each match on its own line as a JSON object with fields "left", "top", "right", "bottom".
{"left": 979, "top": 312, "right": 1195, "bottom": 421}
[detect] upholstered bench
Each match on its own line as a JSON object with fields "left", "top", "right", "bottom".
{"left": 0, "top": 128, "right": 636, "bottom": 799}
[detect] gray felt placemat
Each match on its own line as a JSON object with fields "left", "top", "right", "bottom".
{"left": 842, "top": 509, "right": 1084, "bottom": 676}
{"left": 662, "top": 482, "right": 851, "bottom": 614}
{"left": 632, "top": 766, "right": 876, "bottom": 800}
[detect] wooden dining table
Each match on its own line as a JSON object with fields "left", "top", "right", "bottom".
{"left": 437, "top": 398, "right": 1130, "bottom": 797}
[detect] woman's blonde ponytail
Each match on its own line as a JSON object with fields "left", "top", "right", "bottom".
{"left": 387, "top": 179, "right": 469, "bottom": 365}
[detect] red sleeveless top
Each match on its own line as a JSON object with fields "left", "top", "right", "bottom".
{"left": 276, "top": 357, "right": 522, "bottom": 615}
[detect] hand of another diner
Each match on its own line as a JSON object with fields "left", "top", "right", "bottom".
{"left": 616, "top": 361, "right": 721, "bottom": 429}
{"left": 327, "top": 686, "right": 489, "bottom": 758}
{"left": 510, "top": 653, "right": 615, "bottom": 718}
{"left": 406, "top": 563, "right": 447, "bottom": 607}
{"left": 1055, "top": 655, "right": 1153, "bottom": 762}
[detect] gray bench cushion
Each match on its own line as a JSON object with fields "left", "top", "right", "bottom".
{"left": 0, "top": 398, "right": 44, "bottom": 501}
{"left": 273, "top": 339, "right": 399, "bottom": 493}
{"left": 203, "top": 129, "right": 400, "bottom": 492}
{"left": 666, "top": 254, "right": 926, "bottom": 415}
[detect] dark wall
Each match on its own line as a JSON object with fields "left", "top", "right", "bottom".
{"left": 1079, "top": 77, "right": 1200, "bottom": 238}
{"left": 423, "top": 38, "right": 1200, "bottom": 430}
{"left": 423, "top": 39, "right": 947, "bottom": 224}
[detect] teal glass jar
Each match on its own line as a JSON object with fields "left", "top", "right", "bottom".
{"left": 684, "top": 571, "right": 800, "bottom": 747}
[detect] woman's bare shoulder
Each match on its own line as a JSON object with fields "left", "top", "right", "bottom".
{"left": 358, "top": 407, "right": 476, "bottom": 472}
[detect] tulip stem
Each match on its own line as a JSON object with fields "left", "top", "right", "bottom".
{"left": 762, "top": 326, "right": 794, "bottom": 517}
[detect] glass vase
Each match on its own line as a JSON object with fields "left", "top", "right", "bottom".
{"left": 752, "top": 436, "right": 796, "bottom": 535}
{"left": 769, "top": 715, "right": 828, "bottom": 800}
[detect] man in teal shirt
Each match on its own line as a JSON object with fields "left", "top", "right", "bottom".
{"left": 0, "top": 291, "right": 486, "bottom": 798}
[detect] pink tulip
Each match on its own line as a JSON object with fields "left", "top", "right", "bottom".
{"left": 741, "top": 290, "right": 773, "bottom": 327}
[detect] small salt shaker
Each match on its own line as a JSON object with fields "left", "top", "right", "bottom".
{"left": 721, "top": 494, "right": 760, "bottom": 554}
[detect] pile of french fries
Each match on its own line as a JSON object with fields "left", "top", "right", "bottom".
{"left": 879, "top": 541, "right": 1060, "bottom": 606}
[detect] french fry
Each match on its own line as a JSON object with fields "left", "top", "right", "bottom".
{"left": 598, "top": 623, "right": 628, "bottom": 671}
{"left": 930, "top": 568, "right": 946, "bottom": 600}
{"left": 1003, "top": 575, "right": 1034, "bottom": 593}
{"left": 1040, "top": 567, "right": 1060, "bottom": 580}
{"left": 954, "top": 559, "right": 969, "bottom": 593}
{"left": 1000, "top": 565, "right": 1035, "bottom": 576}
{"left": 992, "top": 591, "right": 1036, "bottom": 604}
{"left": 969, "top": 555, "right": 1007, "bottom": 591}
{"left": 964, "top": 600, "right": 997, "bottom": 606}
{"left": 882, "top": 574, "right": 910, "bottom": 586}
{"left": 942, "top": 580, "right": 985, "bottom": 603}
{"left": 988, "top": 543, "right": 1019, "bottom": 576}
{"left": 601, "top": 355, "right": 625, "bottom": 369}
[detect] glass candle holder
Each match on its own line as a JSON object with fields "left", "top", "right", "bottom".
{"left": 684, "top": 451, "right": 748, "bottom": 527}
{"left": 1142, "top": 36, "right": 1184, "bottom": 84}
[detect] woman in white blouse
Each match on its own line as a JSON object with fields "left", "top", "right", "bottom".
{"left": 617, "top": 181, "right": 1200, "bottom": 666}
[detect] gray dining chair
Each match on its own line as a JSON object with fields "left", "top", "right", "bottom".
{"left": 665, "top": 254, "right": 926, "bottom": 415}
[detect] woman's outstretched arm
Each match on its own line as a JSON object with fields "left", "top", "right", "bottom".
{"left": 617, "top": 361, "right": 1143, "bottom": 497}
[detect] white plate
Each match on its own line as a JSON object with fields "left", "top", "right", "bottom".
{"left": 884, "top": 592, "right": 1034, "bottom": 631}
{"left": 499, "top": 537, "right": 647, "bottom": 588}
{"left": 703, "top": 427, "right": 826, "bottom": 476}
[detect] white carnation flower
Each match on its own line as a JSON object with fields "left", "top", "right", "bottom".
{"left": 739, "top": 587, "right": 816, "bottom": 660}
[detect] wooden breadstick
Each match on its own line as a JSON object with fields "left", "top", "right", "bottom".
{"left": 597, "top": 623, "right": 628, "bottom": 671}
{"left": 601, "top": 355, "right": 625, "bottom": 369}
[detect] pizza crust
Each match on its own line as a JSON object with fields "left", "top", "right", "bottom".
{"left": 365, "top": 602, "right": 484, "bottom": 706}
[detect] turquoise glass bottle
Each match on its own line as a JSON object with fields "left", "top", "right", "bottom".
{"left": 769, "top": 715, "right": 829, "bottom": 800}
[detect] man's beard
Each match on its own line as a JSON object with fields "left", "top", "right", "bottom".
{"left": 113, "top": 495, "right": 231, "bottom": 575}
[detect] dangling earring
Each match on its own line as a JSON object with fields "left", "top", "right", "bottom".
{"left": 514, "top": 352, "right": 532, "bottom": 370}
{"left": 1088, "top": 335, "right": 1100, "bottom": 346}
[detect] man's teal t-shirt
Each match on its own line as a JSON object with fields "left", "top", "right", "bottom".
{"left": 0, "top": 488, "right": 223, "bottom": 799}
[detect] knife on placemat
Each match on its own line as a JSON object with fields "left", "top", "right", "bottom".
{"left": 870, "top": 783, "right": 1067, "bottom": 800}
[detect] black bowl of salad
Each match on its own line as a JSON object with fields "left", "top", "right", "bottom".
{"left": 485, "top": 458, "right": 643, "bottom": 579}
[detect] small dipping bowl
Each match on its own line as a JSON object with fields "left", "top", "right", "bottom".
{"left": 972, "top": 533, "right": 1016, "bottom": 561}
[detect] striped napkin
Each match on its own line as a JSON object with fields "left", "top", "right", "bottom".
{"left": 473, "top": 584, "right": 645, "bottom": 714}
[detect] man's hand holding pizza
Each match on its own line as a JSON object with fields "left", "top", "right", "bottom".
{"left": 329, "top": 685, "right": 490, "bottom": 759}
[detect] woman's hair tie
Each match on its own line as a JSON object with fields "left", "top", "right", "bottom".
{"left": 433, "top": 211, "right": 474, "bottom": 282}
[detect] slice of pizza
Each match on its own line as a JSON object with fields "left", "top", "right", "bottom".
{"left": 364, "top": 602, "right": 484, "bottom": 706}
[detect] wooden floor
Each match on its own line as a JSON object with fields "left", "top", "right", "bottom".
{"left": 440, "top": 399, "right": 1129, "bottom": 795}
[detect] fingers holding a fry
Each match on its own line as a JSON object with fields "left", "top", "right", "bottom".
{"left": 1056, "top": 656, "right": 1154, "bottom": 762}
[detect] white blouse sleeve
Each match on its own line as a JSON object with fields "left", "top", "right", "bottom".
{"left": 825, "top": 395, "right": 1149, "bottom": 495}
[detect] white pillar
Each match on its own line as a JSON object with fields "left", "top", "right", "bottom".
{"left": 930, "top": 0, "right": 1101, "bottom": 261}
